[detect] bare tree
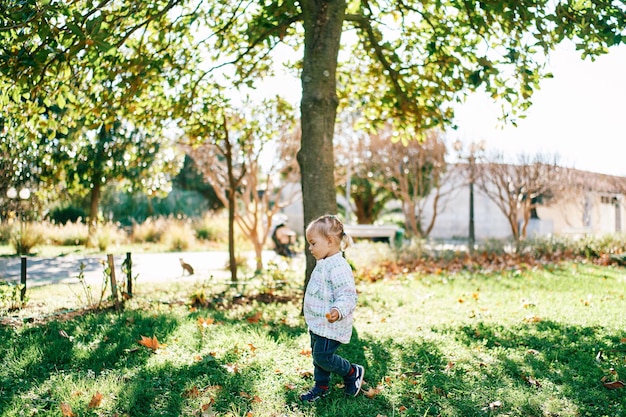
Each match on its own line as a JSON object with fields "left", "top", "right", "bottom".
{"left": 183, "top": 99, "right": 300, "bottom": 276}
{"left": 476, "top": 152, "right": 565, "bottom": 244}
{"left": 358, "top": 125, "right": 450, "bottom": 238}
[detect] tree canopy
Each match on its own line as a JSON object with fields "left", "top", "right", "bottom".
{"left": 2, "top": 0, "right": 624, "bottom": 278}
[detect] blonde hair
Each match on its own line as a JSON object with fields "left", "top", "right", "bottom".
{"left": 306, "top": 214, "right": 353, "bottom": 251}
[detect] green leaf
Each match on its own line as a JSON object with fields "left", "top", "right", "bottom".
{"left": 66, "top": 22, "right": 85, "bottom": 39}
{"left": 56, "top": 95, "right": 67, "bottom": 109}
{"left": 93, "top": 39, "right": 114, "bottom": 53}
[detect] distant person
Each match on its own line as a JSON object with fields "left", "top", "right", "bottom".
{"left": 272, "top": 222, "right": 296, "bottom": 257}
{"left": 299, "top": 214, "right": 364, "bottom": 402}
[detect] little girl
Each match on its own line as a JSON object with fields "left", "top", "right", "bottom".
{"left": 300, "top": 214, "right": 365, "bottom": 402}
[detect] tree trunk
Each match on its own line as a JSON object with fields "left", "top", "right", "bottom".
{"left": 298, "top": 0, "right": 346, "bottom": 287}
{"left": 224, "top": 126, "right": 238, "bottom": 282}
{"left": 253, "top": 235, "right": 263, "bottom": 274}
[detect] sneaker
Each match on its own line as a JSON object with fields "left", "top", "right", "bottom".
{"left": 344, "top": 364, "right": 365, "bottom": 397}
{"left": 299, "top": 385, "right": 330, "bottom": 402}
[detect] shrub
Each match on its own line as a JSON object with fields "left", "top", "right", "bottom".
{"left": 131, "top": 218, "right": 168, "bottom": 243}
{"left": 0, "top": 281, "right": 26, "bottom": 311}
{"left": 44, "top": 221, "right": 89, "bottom": 246}
{"left": 0, "top": 222, "right": 12, "bottom": 244}
{"left": 9, "top": 223, "right": 45, "bottom": 255}
{"left": 93, "top": 222, "right": 128, "bottom": 252}
{"left": 160, "top": 219, "right": 196, "bottom": 251}
{"left": 48, "top": 204, "right": 87, "bottom": 225}
{"left": 193, "top": 214, "right": 228, "bottom": 243}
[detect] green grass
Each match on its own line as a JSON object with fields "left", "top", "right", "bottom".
{"left": 1, "top": 262, "right": 625, "bottom": 417}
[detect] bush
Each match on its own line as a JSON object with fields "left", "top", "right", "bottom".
{"left": 48, "top": 204, "right": 87, "bottom": 225}
{"left": 193, "top": 214, "right": 228, "bottom": 243}
{"left": 160, "top": 219, "right": 196, "bottom": 251}
{"left": 0, "top": 281, "right": 25, "bottom": 311}
{"left": 131, "top": 218, "right": 168, "bottom": 243}
{"left": 93, "top": 222, "right": 128, "bottom": 251}
{"left": 9, "top": 223, "right": 45, "bottom": 255}
{"left": 0, "top": 222, "right": 12, "bottom": 244}
{"left": 45, "top": 221, "right": 89, "bottom": 246}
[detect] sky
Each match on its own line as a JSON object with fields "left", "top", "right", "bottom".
{"left": 260, "top": 41, "right": 626, "bottom": 178}
{"left": 447, "top": 41, "right": 626, "bottom": 177}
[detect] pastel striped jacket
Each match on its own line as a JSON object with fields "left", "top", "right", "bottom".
{"left": 303, "top": 252, "right": 357, "bottom": 344}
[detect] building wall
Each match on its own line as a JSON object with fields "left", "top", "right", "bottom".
{"left": 276, "top": 169, "right": 626, "bottom": 241}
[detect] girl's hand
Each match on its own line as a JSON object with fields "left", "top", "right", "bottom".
{"left": 325, "top": 308, "right": 340, "bottom": 323}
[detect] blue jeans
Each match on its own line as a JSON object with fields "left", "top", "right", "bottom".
{"left": 309, "top": 332, "right": 352, "bottom": 386}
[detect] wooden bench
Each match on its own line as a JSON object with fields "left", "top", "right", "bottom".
{"left": 343, "top": 224, "right": 403, "bottom": 245}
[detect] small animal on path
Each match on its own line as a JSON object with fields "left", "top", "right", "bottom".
{"left": 179, "top": 258, "right": 194, "bottom": 275}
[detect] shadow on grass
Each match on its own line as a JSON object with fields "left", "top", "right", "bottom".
{"left": 2, "top": 305, "right": 625, "bottom": 417}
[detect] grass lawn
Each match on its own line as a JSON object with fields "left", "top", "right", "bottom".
{"left": 1, "top": 261, "right": 625, "bottom": 416}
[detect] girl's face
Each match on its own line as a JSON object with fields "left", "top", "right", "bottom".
{"left": 306, "top": 230, "right": 339, "bottom": 260}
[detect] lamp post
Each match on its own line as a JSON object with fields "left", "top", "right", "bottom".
{"left": 453, "top": 140, "right": 485, "bottom": 254}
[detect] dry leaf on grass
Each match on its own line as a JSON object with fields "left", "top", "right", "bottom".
{"left": 246, "top": 311, "right": 262, "bottom": 323}
{"left": 138, "top": 335, "right": 165, "bottom": 350}
{"left": 60, "top": 403, "right": 76, "bottom": 417}
{"left": 364, "top": 386, "right": 383, "bottom": 399}
{"left": 88, "top": 391, "right": 103, "bottom": 408}
{"left": 603, "top": 380, "right": 625, "bottom": 390}
{"left": 482, "top": 400, "right": 502, "bottom": 411}
{"left": 197, "top": 317, "right": 215, "bottom": 327}
{"left": 523, "top": 375, "right": 541, "bottom": 388}
{"left": 58, "top": 330, "right": 74, "bottom": 341}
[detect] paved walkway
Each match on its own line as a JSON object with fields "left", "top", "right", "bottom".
{"left": 0, "top": 251, "right": 283, "bottom": 287}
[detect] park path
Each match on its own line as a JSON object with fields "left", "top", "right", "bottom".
{"left": 0, "top": 250, "right": 282, "bottom": 288}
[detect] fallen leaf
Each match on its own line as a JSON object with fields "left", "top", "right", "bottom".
{"left": 60, "top": 403, "right": 76, "bottom": 417}
{"left": 364, "top": 386, "right": 383, "bottom": 399}
{"left": 284, "top": 383, "right": 295, "bottom": 390}
{"left": 523, "top": 315, "right": 542, "bottom": 323}
{"left": 603, "top": 380, "right": 625, "bottom": 390}
{"left": 398, "top": 405, "right": 408, "bottom": 413}
{"left": 138, "top": 335, "right": 165, "bottom": 350}
{"left": 298, "top": 369, "right": 313, "bottom": 378}
{"left": 482, "top": 400, "right": 502, "bottom": 411}
{"left": 444, "top": 362, "right": 455, "bottom": 371}
{"left": 88, "top": 391, "right": 103, "bottom": 408}
{"left": 527, "top": 349, "right": 540, "bottom": 355}
{"left": 59, "top": 330, "right": 73, "bottom": 341}
{"left": 246, "top": 311, "right": 262, "bottom": 323}
{"left": 184, "top": 386, "right": 200, "bottom": 398}
{"left": 198, "top": 317, "right": 215, "bottom": 327}
{"left": 248, "top": 343, "right": 258, "bottom": 352}
{"left": 620, "top": 338, "right": 626, "bottom": 343}
{"left": 299, "top": 348, "right": 312, "bottom": 357}
{"left": 224, "top": 363, "right": 239, "bottom": 374}
{"left": 523, "top": 375, "right": 541, "bottom": 388}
